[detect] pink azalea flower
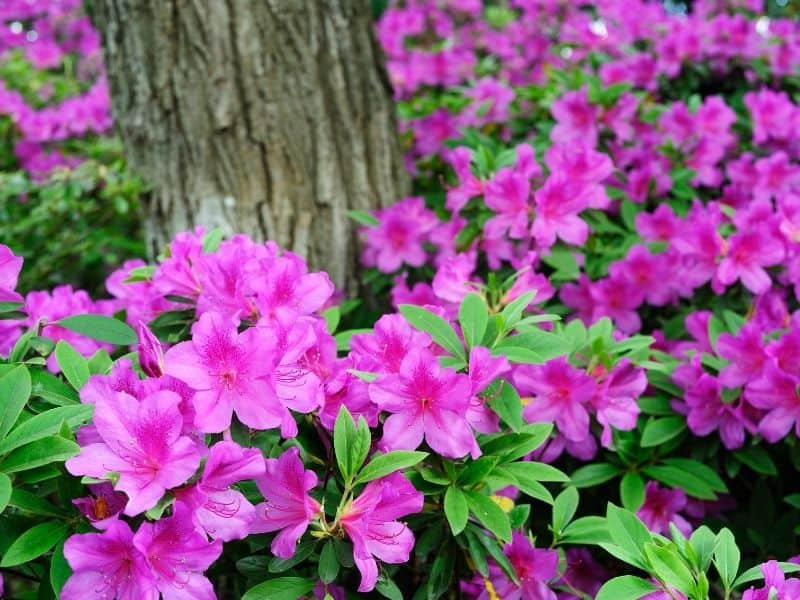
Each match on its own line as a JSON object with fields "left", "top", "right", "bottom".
{"left": 134, "top": 506, "right": 223, "bottom": 600}
{"left": 742, "top": 560, "right": 800, "bottom": 600}
{"left": 484, "top": 167, "right": 532, "bottom": 241}
{"left": 362, "top": 197, "right": 438, "bottom": 273}
{"left": 62, "top": 520, "right": 157, "bottom": 600}
{"left": 175, "top": 441, "right": 265, "bottom": 541}
{"left": 165, "top": 311, "right": 288, "bottom": 434}
{"left": 66, "top": 389, "right": 202, "bottom": 516}
{"left": 248, "top": 252, "right": 334, "bottom": 324}
{"left": 746, "top": 361, "right": 800, "bottom": 443}
{"left": 0, "top": 243, "right": 23, "bottom": 303}
{"left": 717, "top": 228, "right": 785, "bottom": 295}
{"left": 550, "top": 87, "right": 600, "bottom": 147}
{"left": 72, "top": 482, "right": 127, "bottom": 530}
{"left": 349, "top": 313, "right": 431, "bottom": 374}
{"left": 532, "top": 176, "right": 592, "bottom": 248}
{"left": 637, "top": 482, "right": 692, "bottom": 537}
{"left": 514, "top": 357, "right": 596, "bottom": 442}
{"left": 480, "top": 532, "right": 559, "bottom": 600}
{"left": 370, "top": 348, "right": 477, "bottom": 459}
{"left": 716, "top": 324, "right": 769, "bottom": 388}
{"left": 340, "top": 472, "right": 423, "bottom": 592}
{"left": 592, "top": 360, "right": 645, "bottom": 447}
{"left": 251, "top": 447, "right": 321, "bottom": 558}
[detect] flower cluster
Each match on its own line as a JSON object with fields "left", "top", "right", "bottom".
{"left": 0, "top": 0, "right": 112, "bottom": 177}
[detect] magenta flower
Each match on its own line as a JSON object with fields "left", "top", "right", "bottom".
{"left": 340, "top": 472, "right": 423, "bottom": 592}
{"left": 742, "top": 560, "right": 800, "bottom": 600}
{"left": 480, "top": 532, "right": 559, "bottom": 600}
{"left": 251, "top": 447, "right": 321, "bottom": 558}
{"left": 558, "top": 548, "right": 610, "bottom": 600}
{"left": 72, "top": 482, "right": 127, "bottom": 530}
{"left": 370, "top": 348, "right": 477, "bottom": 458}
{"left": 716, "top": 324, "right": 768, "bottom": 388}
{"left": 165, "top": 311, "right": 289, "bottom": 434}
{"left": 362, "top": 197, "right": 438, "bottom": 273}
{"left": 66, "top": 390, "right": 202, "bottom": 516}
{"left": 717, "top": 228, "right": 785, "bottom": 294}
{"left": 62, "top": 521, "right": 157, "bottom": 600}
{"left": 746, "top": 361, "right": 800, "bottom": 443}
{"left": 550, "top": 87, "right": 600, "bottom": 147}
{"left": 350, "top": 313, "right": 431, "bottom": 374}
{"left": 134, "top": 506, "right": 223, "bottom": 600}
{"left": 514, "top": 357, "right": 596, "bottom": 442}
{"left": 592, "top": 360, "right": 645, "bottom": 447}
{"left": 532, "top": 176, "right": 592, "bottom": 248}
{"left": 176, "top": 441, "right": 265, "bottom": 541}
{"left": 0, "top": 243, "right": 23, "bottom": 303}
{"left": 637, "top": 482, "right": 691, "bottom": 537}
{"left": 484, "top": 168, "right": 532, "bottom": 241}
{"left": 249, "top": 252, "right": 334, "bottom": 324}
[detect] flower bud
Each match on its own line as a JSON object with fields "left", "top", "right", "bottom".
{"left": 137, "top": 320, "right": 164, "bottom": 377}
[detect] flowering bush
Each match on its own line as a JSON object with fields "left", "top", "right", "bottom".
{"left": 4, "top": 0, "right": 800, "bottom": 599}
{"left": 0, "top": 1, "right": 143, "bottom": 294}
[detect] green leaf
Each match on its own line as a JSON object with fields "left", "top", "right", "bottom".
{"left": 9, "top": 488, "right": 69, "bottom": 518}
{"left": 242, "top": 577, "right": 316, "bottom": 600}
{"left": 375, "top": 575, "right": 404, "bottom": 600}
{"left": 427, "top": 539, "right": 455, "bottom": 599}
{"left": 0, "top": 520, "right": 69, "bottom": 567}
{"left": 560, "top": 516, "right": 612, "bottom": 545}
{"left": 30, "top": 369, "right": 79, "bottom": 406}
{"left": 640, "top": 416, "right": 686, "bottom": 447}
{"left": 713, "top": 527, "right": 740, "bottom": 590}
{"left": 644, "top": 542, "right": 695, "bottom": 595}
{"left": 444, "top": 486, "right": 469, "bottom": 535}
{"left": 0, "top": 366, "right": 32, "bottom": 440}
{"left": 571, "top": 463, "right": 623, "bottom": 488}
{"left": 459, "top": 292, "right": 488, "bottom": 349}
{"left": 0, "top": 472, "right": 10, "bottom": 513}
{"left": 661, "top": 458, "right": 727, "bottom": 493}
{"left": 733, "top": 446, "right": 778, "bottom": 476}
{"left": 50, "top": 541, "right": 71, "bottom": 597}
{"left": 355, "top": 451, "right": 427, "bottom": 484}
{"left": 501, "top": 461, "right": 569, "bottom": 483}
{"left": 487, "top": 379, "right": 524, "bottom": 432}
{"left": 642, "top": 465, "right": 717, "bottom": 500}
{"left": 333, "top": 406, "right": 357, "bottom": 480}
{"left": 481, "top": 425, "right": 552, "bottom": 460}
{"left": 620, "top": 472, "right": 645, "bottom": 511}
{"left": 318, "top": 541, "right": 339, "bottom": 584}
{"left": 458, "top": 456, "right": 500, "bottom": 486}
{"left": 57, "top": 314, "right": 137, "bottom": 346}
{"left": 202, "top": 227, "right": 225, "bottom": 253}
{"left": 552, "top": 486, "right": 579, "bottom": 533}
{"left": 464, "top": 491, "right": 512, "bottom": 542}
{"left": 55, "top": 341, "right": 90, "bottom": 391}
{"left": 707, "top": 315, "right": 727, "bottom": 349}
{"left": 346, "top": 210, "right": 379, "bottom": 226}
{"left": 491, "top": 465, "right": 553, "bottom": 504}
{"left": 322, "top": 306, "right": 341, "bottom": 334}
{"left": 0, "top": 405, "right": 93, "bottom": 454}
{"left": 499, "top": 291, "right": 536, "bottom": 332}
{"left": 595, "top": 575, "right": 658, "bottom": 600}
{"left": 495, "top": 330, "right": 572, "bottom": 362}
{"left": 399, "top": 305, "right": 465, "bottom": 360}
{"left": 606, "top": 503, "right": 651, "bottom": 569}
{"left": 688, "top": 526, "right": 717, "bottom": 572}
{"left": 0, "top": 436, "right": 80, "bottom": 473}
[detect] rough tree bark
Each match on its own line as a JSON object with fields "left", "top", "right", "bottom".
{"left": 88, "top": 0, "right": 409, "bottom": 290}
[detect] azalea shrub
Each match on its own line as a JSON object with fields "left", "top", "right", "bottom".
{"left": 0, "top": 0, "right": 144, "bottom": 294}
{"left": 5, "top": 0, "right": 800, "bottom": 600}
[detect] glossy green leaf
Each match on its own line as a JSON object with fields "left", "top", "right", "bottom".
{"left": 57, "top": 314, "right": 137, "bottom": 345}
{"left": 0, "top": 520, "right": 69, "bottom": 567}
{"left": 444, "top": 486, "right": 469, "bottom": 535}
{"left": 355, "top": 451, "right": 427, "bottom": 484}
{"left": 0, "top": 366, "right": 31, "bottom": 441}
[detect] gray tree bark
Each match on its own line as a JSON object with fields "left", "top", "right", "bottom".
{"left": 88, "top": 0, "right": 409, "bottom": 290}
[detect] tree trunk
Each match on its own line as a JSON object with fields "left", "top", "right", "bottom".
{"left": 88, "top": 0, "right": 409, "bottom": 290}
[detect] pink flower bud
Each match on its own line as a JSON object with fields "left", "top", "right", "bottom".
{"left": 137, "top": 321, "right": 164, "bottom": 377}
